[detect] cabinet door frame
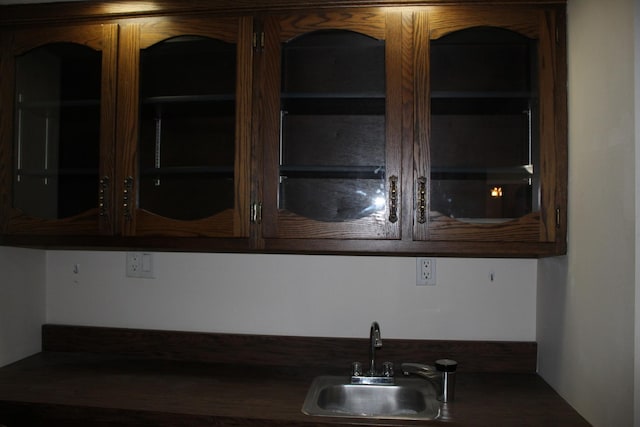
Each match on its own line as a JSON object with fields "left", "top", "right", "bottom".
{"left": 413, "top": 6, "right": 565, "bottom": 244}
{"left": 116, "top": 15, "right": 253, "bottom": 238}
{"left": 260, "top": 9, "right": 403, "bottom": 240}
{"left": 0, "top": 23, "right": 118, "bottom": 236}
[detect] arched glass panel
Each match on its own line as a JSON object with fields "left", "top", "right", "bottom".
{"left": 13, "top": 43, "right": 101, "bottom": 219}
{"left": 279, "top": 30, "right": 386, "bottom": 222}
{"left": 430, "top": 27, "right": 539, "bottom": 223}
{"left": 138, "top": 36, "right": 236, "bottom": 221}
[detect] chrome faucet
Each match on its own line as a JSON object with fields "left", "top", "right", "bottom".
{"left": 369, "top": 321, "right": 382, "bottom": 375}
{"left": 401, "top": 360, "right": 457, "bottom": 402}
{"left": 351, "top": 321, "right": 394, "bottom": 385}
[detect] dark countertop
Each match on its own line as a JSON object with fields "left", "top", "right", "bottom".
{"left": 0, "top": 325, "right": 592, "bottom": 426}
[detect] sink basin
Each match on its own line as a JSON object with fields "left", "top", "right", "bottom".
{"left": 302, "top": 376, "right": 441, "bottom": 420}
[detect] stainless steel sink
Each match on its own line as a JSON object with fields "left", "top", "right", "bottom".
{"left": 302, "top": 376, "right": 441, "bottom": 420}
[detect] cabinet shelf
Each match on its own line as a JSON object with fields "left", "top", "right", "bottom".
{"left": 431, "top": 96, "right": 534, "bottom": 115}
{"left": 17, "top": 99, "right": 100, "bottom": 109}
{"left": 142, "top": 94, "right": 235, "bottom": 104}
{"left": 281, "top": 95, "right": 385, "bottom": 115}
{"left": 16, "top": 168, "right": 98, "bottom": 177}
{"left": 141, "top": 166, "right": 233, "bottom": 176}
{"left": 282, "top": 92, "right": 384, "bottom": 100}
{"left": 432, "top": 91, "right": 534, "bottom": 99}
{"left": 431, "top": 165, "right": 533, "bottom": 181}
{"left": 280, "top": 165, "right": 385, "bottom": 179}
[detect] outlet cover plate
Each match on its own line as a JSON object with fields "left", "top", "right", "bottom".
{"left": 126, "top": 252, "right": 155, "bottom": 279}
{"left": 416, "top": 257, "right": 436, "bottom": 286}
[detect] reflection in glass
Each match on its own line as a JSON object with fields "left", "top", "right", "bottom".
{"left": 430, "top": 27, "right": 539, "bottom": 223}
{"left": 138, "top": 36, "right": 236, "bottom": 221}
{"left": 279, "top": 30, "right": 386, "bottom": 222}
{"left": 13, "top": 43, "right": 101, "bottom": 219}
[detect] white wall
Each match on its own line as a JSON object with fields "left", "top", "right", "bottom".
{"left": 0, "top": 247, "right": 45, "bottom": 366}
{"left": 635, "top": 0, "right": 640, "bottom": 424}
{"left": 537, "top": 0, "right": 637, "bottom": 426}
{"left": 46, "top": 251, "right": 537, "bottom": 341}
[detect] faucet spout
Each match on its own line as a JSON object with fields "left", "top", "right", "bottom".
{"left": 402, "top": 360, "right": 457, "bottom": 402}
{"left": 369, "top": 321, "right": 382, "bottom": 375}
{"left": 401, "top": 363, "right": 441, "bottom": 383}
{"left": 351, "top": 321, "right": 393, "bottom": 385}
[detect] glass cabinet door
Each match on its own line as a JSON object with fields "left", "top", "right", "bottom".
{"left": 138, "top": 36, "right": 236, "bottom": 221}
{"left": 1, "top": 24, "right": 117, "bottom": 235}
{"left": 414, "top": 9, "right": 559, "bottom": 242}
{"left": 261, "top": 11, "right": 402, "bottom": 240}
{"left": 117, "top": 17, "right": 252, "bottom": 238}
{"left": 430, "top": 27, "right": 537, "bottom": 222}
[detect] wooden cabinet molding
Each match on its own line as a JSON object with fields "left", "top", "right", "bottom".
{"left": 0, "top": 0, "right": 567, "bottom": 26}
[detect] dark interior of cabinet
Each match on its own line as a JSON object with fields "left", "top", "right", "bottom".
{"left": 429, "top": 27, "right": 538, "bottom": 222}
{"left": 13, "top": 43, "right": 101, "bottom": 220}
{"left": 138, "top": 36, "right": 236, "bottom": 221}
{"left": 279, "top": 30, "right": 387, "bottom": 222}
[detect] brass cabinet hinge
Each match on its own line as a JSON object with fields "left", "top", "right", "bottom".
{"left": 253, "top": 32, "right": 265, "bottom": 51}
{"left": 556, "top": 208, "right": 561, "bottom": 228}
{"left": 251, "top": 202, "right": 263, "bottom": 224}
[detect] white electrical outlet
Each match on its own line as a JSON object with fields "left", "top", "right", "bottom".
{"left": 126, "top": 252, "right": 155, "bottom": 279}
{"left": 416, "top": 257, "right": 436, "bottom": 286}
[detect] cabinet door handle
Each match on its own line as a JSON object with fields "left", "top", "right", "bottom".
{"left": 123, "top": 177, "right": 133, "bottom": 220}
{"left": 388, "top": 175, "right": 398, "bottom": 223}
{"left": 417, "top": 176, "right": 427, "bottom": 224}
{"left": 98, "top": 176, "right": 110, "bottom": 218}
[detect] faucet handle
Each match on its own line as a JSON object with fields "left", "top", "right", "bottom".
{"left": 435, "top": 359, "right": 458, "bottom": 372}
{"left": 382, "top": 361, "right": 394, "bottom": 377}
{"left": 352, "top": 361, "right": 363, "bottom": 377}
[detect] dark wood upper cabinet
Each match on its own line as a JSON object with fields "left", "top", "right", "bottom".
{"left": 0, "top": 23, "right": 117, "bottom": 236}
{"left": 0, "top": 1, "right": 567, "bottom": 256}
{"left": 412, "top": 7, "right": 564, "bottom": 248}
{"left": 116, "top": 16, "right": 253, "bottom": 238}
{"left": 260, "top": 11, "right": 403, "bottom": 240}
